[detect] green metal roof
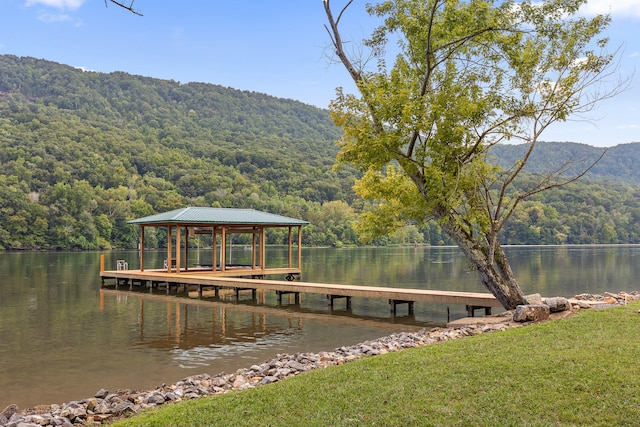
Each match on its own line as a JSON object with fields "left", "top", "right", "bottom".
{"left": 128, "top": 207, "right": 309, "bottom": 226}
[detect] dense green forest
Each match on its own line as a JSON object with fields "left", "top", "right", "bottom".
{"left": 1, "top": 55, "right": 639, "bottom": 250}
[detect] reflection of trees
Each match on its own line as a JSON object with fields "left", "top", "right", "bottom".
{"left": 301, "top": 246, "right": 640, "bottom": 298}
{"left": 502, "top": 246, "right": 639, "bottom": 296}
{"left": 303, "top": 247, "right": 479, "bottom": 292}
{"left": 0, "top": 251, "right": 107, "bottom": 347}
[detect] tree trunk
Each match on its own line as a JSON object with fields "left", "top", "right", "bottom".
{"left": 439, "top": 214, "right": 527, "bottom": 310}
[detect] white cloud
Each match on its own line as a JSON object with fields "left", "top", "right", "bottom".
{"left": 36, "top": 11, "right": 73, "bottom": 23}
{"left": 25, "top": 0, "right": 85, "bottom": 10}
{"left": 580, "top": 0, "right": 640, "bottom": 19}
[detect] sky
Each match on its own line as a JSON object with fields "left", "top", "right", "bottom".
{"left": 0, "top": 0, "right": 638, "bottom": 147}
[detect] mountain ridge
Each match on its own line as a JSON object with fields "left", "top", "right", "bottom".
{"left": 1, "top": 54, "right": 639, "bottom": 249}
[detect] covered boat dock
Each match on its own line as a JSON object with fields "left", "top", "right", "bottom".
{"left": 108, "top": 207, "right": 308, "bottom": 279}
{"left": 101, "top": 207, "right": 501, "bottom": 318}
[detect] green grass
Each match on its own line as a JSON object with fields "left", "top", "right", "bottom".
{"left": 113, "top": 302, "right": 640, "bottom": 426}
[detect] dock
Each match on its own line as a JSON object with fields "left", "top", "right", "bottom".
{"left": 107, "top": 207, "right": 502, "bottom": 318}
{"left": 100, "top": 268, "right": 502, "bottom": 317}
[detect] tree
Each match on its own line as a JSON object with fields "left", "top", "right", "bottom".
{"left": 323, "top": 0, "right": 625, "bottom": 309}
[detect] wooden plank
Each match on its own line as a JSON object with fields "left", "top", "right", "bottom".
{"left": 100, "top": 269, "right": 501, "bottom": 308}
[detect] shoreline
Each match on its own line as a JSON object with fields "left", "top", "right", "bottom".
{"left": 2, "top": 291, "right": 637, "bottom": 426}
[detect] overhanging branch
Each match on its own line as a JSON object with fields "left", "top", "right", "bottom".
{"left": 105, "top": 0, "right": 142, "bottom": 16}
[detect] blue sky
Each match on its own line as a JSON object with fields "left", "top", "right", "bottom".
{"left": 1, "top": 0, "right": 638, "bottom": 147}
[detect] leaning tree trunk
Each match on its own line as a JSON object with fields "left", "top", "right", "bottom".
{"left": 439, "top": 214, "right": 527, "bottom": 310}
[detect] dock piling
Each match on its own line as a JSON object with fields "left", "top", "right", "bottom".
{"left": 389, "top": 299, "right": 414, "bottom": 317}
{"left": 327, "top": 295, "right": 351, "bottom": 310}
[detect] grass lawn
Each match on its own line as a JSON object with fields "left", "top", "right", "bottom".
{"left": 113, "top": 301, "right": 640, "bottom": 426}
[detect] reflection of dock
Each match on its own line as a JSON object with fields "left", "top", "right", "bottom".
{"left": 99, "top": 288, "right": 429, "bottom": 334}
{"left": 100, "top": 289, "right": 286, "bottom": 349}
{"left": 98, "top": 288, "right": 432, "bottom": 368}
{"left": 99, "top": 289, "right": 307, "bottom": 369}
{"left": 100, "top": 269, "right": 502, "bottom": 317}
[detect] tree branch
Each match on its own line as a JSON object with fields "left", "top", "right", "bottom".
{"left": 323, "top": 0, "right": 360, "bottom": 83}
{"left": 105, "top": 0, "right": 142, "bottom": 16}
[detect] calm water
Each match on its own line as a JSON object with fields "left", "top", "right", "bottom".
{"left": 1, "top": 245, "right": 638, "bottom": 409}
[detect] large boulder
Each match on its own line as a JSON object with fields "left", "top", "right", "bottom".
{"left": 543, "top": 297, "right": 572, "bottom": 313}
{"left": 513, "top": 304, "right": 550, "bottom": 322}
{"left": 524, "top": 293, "right": 543, "bottom": 305}
{"left": 1, "top": 404, "right": 18, "bottom": 419}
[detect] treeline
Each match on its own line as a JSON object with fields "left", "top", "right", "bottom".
{"left": 491, "top": 141, "right": 640, "bottom": 184}
{"left": 501, "top": 179, "right": 640, "bottom": 244}
{"left": 1, "top": 55, "right": 639, "bottom": 250}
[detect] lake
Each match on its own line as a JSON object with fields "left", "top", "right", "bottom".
{"left": 1, "top": 245, "right": 638, "bottom": 409}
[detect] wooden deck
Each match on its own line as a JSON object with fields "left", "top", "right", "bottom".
{"left": 100, "top": 268, "right": 502, "bottom": 317}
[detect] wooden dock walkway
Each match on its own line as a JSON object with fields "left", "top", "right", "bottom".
{"left": 100, "top": 269, "right": 502, "bottom": 317}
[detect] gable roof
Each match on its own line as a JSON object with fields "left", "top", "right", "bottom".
{"left": 127, "top": 207, "right": 308, "bottom": 226}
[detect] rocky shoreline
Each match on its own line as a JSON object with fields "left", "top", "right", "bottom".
{"left": 2, "top": 291, "right": 638, "bottom": 427}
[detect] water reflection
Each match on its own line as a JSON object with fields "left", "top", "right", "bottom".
{"left": 99, "top": 288, "right": 429, "bottom": 359}
{"left": 171, "top": 330, "right": 301, "bottom": 369}
{"left": 2, "top": 246, "right": 640, "bottom": 410}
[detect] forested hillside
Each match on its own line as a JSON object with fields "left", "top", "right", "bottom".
{"left": 1, "top": 54, "right": 639, "bottom": 250}
{"left": 491, "top": 142, "right": 640, "bottom": 183}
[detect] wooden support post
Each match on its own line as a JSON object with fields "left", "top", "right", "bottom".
{"left": 327, "top": 295, "right": 351, "bottom": 310}
{"left": 297, "top": 226, "right": 302, "bottom": 269}
{"left": 260, "top": 226, "right": 266, "bottom": 270}
{"left": 221, "top": 227, "right": 226, "bottom": 272}
{"left": 212, "top": 228, "right": 217, "bottom": 271}
{"left": 185, "top": 227, "right": 189, "bottom": 271}
{"left": 277, "top": 290, "right": 299, "bottom": 305}
{"left": 198, "top": 285, "right": 203, "bottom": 298}
{"left": 252, "top": 232, "right": 257, "bottom": 269}
{"left": 140, "top": 225, "right": 145, "bottom": 271}
{"left": 288, "top": 227, "right": 293, "bottom": 268}
{"left": 389, "top": 300, "right": 414, "bottom": 316}
{"left": 176, "top": 226, "right": 181, "bottom": 274}
{"left": 234, "top": 287, "right": 257, "bottom": 300}
{"left": 466, "top": 305, "right": 492, "bottom": 317}
{"left": 167, "top": 226, "right": 172, "bottom": 273}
